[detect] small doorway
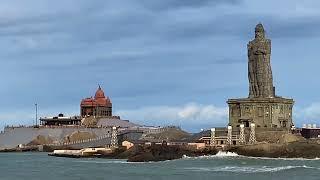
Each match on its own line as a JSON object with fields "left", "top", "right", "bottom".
{"left": 243, "top": 121, "right": 250, "bottom": 127}
{"left": 282, "top": 121, "right": 287, "bottom": 128}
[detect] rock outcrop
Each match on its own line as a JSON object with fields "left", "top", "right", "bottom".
{"left": 121, "top": 144, "right": 217, "bottom": 162}
{"left": 27, "top": 135, "right": 54, "bottom": 145}
{"left": 229, "top": 141, "right": 320, "bottom": 158}
{"left": 65, "top": 131, "right": 96, "bottom": 143}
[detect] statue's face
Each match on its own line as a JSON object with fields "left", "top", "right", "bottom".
{"left": 255, "top": 29, "right": 264, "bottom": 39}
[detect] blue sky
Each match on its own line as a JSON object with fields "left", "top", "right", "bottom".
{"left": 1, "top": 0, "right": 320, "bottom": 132}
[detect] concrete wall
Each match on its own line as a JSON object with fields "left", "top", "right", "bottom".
{"left": 0, "top": 126, "right": 111, "bottom": 148}
{"left": 57, "top": 136, "right": 112, "bottom": 149}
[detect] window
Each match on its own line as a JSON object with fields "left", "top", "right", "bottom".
{"left": 280, "top": 106, "right": 284, "bottom": 114}
{"left": 283, "top": 122, "right": 287, "bottom": 127}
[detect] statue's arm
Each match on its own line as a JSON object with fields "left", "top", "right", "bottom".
{"left": 254, "top": 42, "right": 268, "bottom": 55}
{"left": 267, "top": 39, "right": 271, "bottom": 54}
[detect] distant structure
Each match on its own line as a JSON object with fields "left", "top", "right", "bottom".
{"left": 80, "top": 86, "right": 112, "bottom": 117}
{"left": 40, "top": 113, "right": 81, "bottom": 126}
{"left": 227, "top": 23, "right": 294, "bottom": 129}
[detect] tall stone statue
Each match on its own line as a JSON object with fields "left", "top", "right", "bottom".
{"left": 248, "top": 23, "right": 275, "bottom": 98}
{"left": 227, "top": 23, "right": 294, "bottom": 129}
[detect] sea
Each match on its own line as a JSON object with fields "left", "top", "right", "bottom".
{"left": 0, "top": 152, "right": 319, "bottom": 180}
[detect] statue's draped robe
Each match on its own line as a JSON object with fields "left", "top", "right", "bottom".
{"left": 248, "top": 38, "right": 274, "bottom": 98}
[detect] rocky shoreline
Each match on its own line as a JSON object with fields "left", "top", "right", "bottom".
{"left": 228, "top": 141, "right": 320, "bottom": 159}
{"left": 121, "top": 141, "right": 320, "bottom": 161}
{"left": 120, "top": 144, "right": 218, "bottom": 162}
{"left": 3, "top": 139, "right": 320, "bottom": 161}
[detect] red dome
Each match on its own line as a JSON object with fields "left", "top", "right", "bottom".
{"left": 95, "top": 86, "right": 105, "bottom": 99}
{"left": 81, "top": 86, "right": 112, "bottom": 107}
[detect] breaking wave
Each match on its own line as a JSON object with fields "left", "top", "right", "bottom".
{"left": 215, "top": 151, "right": 239, "bottom": 157}
{"left": 182, "top": 151, "right": 239, "bottom": 159}
{"left": 183, "top": 151, "right": 320, "bottom": 161}
{"left": 184, "top": 165, "right": 317, "bottom": 173}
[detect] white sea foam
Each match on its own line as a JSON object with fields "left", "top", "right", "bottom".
{"left": 215, "top": 151, "right": 239, "bottom": 157}
{"left": 184, "top": 165, "right": 317, "bottom": 173}
{"left": 182, "top": 151, "right": 239, "bottom": 159}
{"left": 246, "top": 156, "right": 320, "bottom": 161}
{"left": 183, "top": 151, "right": 320, "bottom": 161}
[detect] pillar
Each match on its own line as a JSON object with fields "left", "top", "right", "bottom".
{"left": 227, "top": 125, "right": 232, "bottom": 145}
{"left": 111, "top": 126, "right": 118, "bottom": 148}
{"left": 239, "top": 124, "right": 245, "bottom": 144}
{"left": 249, "top": 123, "right": 256, "bottom": 144}
{"left": 210, "top": 128, "right": 215, "bottom": 146}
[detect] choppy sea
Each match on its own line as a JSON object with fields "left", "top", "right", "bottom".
{"left": 0, "top": 152, "right": 319, "bottom": 180}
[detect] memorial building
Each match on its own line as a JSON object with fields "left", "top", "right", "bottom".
{"left": 80, "top": 86, "right": 112, "bottom": 117}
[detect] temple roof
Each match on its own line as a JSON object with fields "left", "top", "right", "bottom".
{"left": 81, "top": 86, "right": 112, "bottom": 107}
{"left": 95, "top": 85, "right": 105, "bottom": 99}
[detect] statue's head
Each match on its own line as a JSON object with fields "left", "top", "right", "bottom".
{"left": 255, "top": 23, "right": 265, "bottom": 39}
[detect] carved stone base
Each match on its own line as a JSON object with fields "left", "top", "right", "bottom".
{"left": 227, "top": 97, "right": 294, "bottom": 129}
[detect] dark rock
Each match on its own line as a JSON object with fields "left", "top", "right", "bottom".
{"left": 125, "top": 144, "right": 218, "bottom": 162}
{"left": 229, "top": 141, "right": 320, "bottom": 159}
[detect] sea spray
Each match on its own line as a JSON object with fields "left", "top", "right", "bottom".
{"left": 184, "top": 165, "right": 316, "bottom": 173}
{"left": 215, "top": 151, "right": 239, "bottom": 157}
{"left": 182, "top": 151, "right": 239, "bottom": 159}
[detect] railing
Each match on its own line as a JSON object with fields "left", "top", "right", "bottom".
{"left": 200, "top": 135, "right": 240, "bottom": 141}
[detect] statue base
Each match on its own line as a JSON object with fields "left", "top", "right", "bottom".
{"left": 227, "top": 97, "right": 294, "bottom": 129}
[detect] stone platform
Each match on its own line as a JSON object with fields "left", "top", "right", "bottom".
{"left": 227, "top": 97, "right": 294, "bottom": 128}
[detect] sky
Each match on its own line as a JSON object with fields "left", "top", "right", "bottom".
{"left": 1, "top": 0, "right": 320, "bottom": 132}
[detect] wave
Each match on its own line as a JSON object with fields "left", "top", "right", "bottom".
{"left": 183, "top": 151, "right": 320, "bottom": 161}
{"left": 182, "top": 151, "right": 239, "bottom": 159}
{"left": 215, "top": 151, "right": 239, "bottom": 157}
{"left": 245, "top": 156, "right": 320, "bottom": 161}
{"left": 184, "top": 165, "right": 318, "bottom": 173}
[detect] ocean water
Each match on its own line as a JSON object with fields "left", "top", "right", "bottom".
{"left": 0, "top": 152, "right": 320, "bottom": 180}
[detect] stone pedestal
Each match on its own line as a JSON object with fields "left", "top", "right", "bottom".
{"left": 227, "top": 97, "right": 294, "bottom": 129}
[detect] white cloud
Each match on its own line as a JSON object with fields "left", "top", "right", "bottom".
{"left": 294, "top": 103, "right": 320, "bottom": 126}
{"left": 116, "top": 102, "right": 320, "bottom": 130}
{"left": 115, "top": 102, "right": 228, "bottom": 131}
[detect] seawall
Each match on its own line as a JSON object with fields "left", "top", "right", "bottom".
{"left": 0, "top": 126, "right": 112, "bottom": 148}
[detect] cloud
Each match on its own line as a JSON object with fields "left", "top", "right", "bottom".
{"left": 2, "top": 0, "right": 320, "bottom": 132}
{"left": 294, "top": 103, "right": 320, "bottom": 126}
{"left": 115, "top": 102, "right": 228, "bottom": 132}
{"left": 116, "top": 101, "right": 320, "bottom": 132}
{"left": 135, "top": 0, "right": 241, "bottom": 12}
